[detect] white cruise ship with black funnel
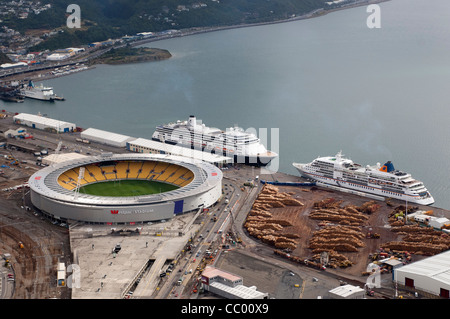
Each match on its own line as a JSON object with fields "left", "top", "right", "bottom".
{"left": 152, "top": 115, "right": 278, "bottom": 166}
{"left": 293, "top": 151, "right": 434, "bottom": 205}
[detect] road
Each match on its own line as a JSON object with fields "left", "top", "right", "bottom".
{"left": 152, "top": 175, "right": 242, "bottom": 299}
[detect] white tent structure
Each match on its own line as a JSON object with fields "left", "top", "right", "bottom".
{"left": 80, "top": 128, "right": 136, "bottom": 148}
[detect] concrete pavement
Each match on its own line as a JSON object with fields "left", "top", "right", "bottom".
{"left": 69, "top": 213, "right": 201, "bottom": 299}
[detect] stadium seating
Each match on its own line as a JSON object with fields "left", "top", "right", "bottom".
{"left": 85, "top": 165, "right": 106, "bottom": 182}
{"left": 57, "top": 161, "right": 194, "bottom": 191}
{"left": 101, "top": 165, "right": 117, "bottom": 180}
{"left": 127, "top": 161, "right": 143, "bottom": 179}
{"left": 137, "top": 161, "right": 157, "bottom": 179}
{"left": 115, "top": 162, "right": 129, "bottom": 179}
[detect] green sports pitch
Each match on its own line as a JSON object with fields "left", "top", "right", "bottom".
{"left": 78, "top": 180, "right": 179, "bottom": 197}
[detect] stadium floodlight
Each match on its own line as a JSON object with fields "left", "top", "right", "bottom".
{"left": 73, "top": 167, "right": 85, "bottom": 200}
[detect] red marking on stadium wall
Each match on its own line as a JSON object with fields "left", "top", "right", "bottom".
{"left": 111, "top": 210, "right": 118, "bottom": 214}
{"left": 211, "top": 173, "right": 217, "bottom": 176}
{"left": 35, "top": 176, "right": 41, "bottom": 180}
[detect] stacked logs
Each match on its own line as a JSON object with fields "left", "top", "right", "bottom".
{"left": 308, "top": 198, "right": 377, "bottom": 268}
{"left": 312, "top": 250, "right": 354, "bottom": 269}
{"left": 380, "top": 223, "right": 450, "bottom": 256}
{"left": 309, "top": 225, "right": 365, "bottom": 253}
{"left": 254, "top": 184, "right": 304, "bottom": 208}
{"left": 309, "top": 198, "right": 378, "bottom": 226}
{"left": 306, "top": 225, "right": 366, "bottom": 268}
{"left": 244, "top": 185, "right": 304, "bottom": 251}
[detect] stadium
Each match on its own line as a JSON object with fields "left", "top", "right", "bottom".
{"left": 28, "top": 153, "right": 223, "bottom": 224}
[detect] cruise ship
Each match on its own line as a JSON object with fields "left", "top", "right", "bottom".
{"left": 19, "top": 80, "right": 58, "bottom": 101}
{"left": 293, "top": 151, "right": 434, "bottom": 205}
{"left": 152, "top": 115, "right": 278, "bottom": 165}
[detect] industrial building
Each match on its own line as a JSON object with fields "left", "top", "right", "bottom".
{"left": 201, "top": 266, "right": 268, "bottom": 299}
{"left": 127, "top": 138, "right": 232, "bottom": 166}
{"left": 13, "top": 113, "right": 76, "bottom": 133}
{"left": 328, "top": 284, "right": 365, "bottom": 299}
{"left": 1, "top": 62, "right": 28, "bottom": 69}
{"left": 80, "top": 128, "right": 136, "bottom": 148}
{"left": 393, "top": 250, "right": 450, "bottom": 298}
{"left": 407, "top": 211, "right": 450, "bottom": 231}
{"left": 46, "top": 53, "right": 71, "bottom": 61}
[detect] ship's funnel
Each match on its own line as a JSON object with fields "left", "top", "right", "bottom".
{"left": 380, "top": 161, "right": 395, "bottom": 172}
{"left": 188, "top": 115, "right": 197, "bottom": 127}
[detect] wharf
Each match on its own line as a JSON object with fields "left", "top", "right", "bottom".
{"left": 0, "top": 109, "right": 449, "bottom": 299}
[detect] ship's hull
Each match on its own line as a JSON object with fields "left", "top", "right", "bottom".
{"left": 293, "top": 163, "right": 435, "bottom": 206}
{"left": 19, "top": 91, "right": 55, "bottom": 101}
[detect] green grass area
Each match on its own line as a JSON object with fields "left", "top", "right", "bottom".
{"left": 79, "top": 179, "right": 179, "bottom": 197}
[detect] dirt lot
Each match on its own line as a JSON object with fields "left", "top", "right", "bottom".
{"left": 0, "top": 191, "right": 72, "bottom": 299}
{"left": 244, "top": 184, "right": 450, "bottom": 279}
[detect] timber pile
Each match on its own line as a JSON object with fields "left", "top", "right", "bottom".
{"left": 307, "top": 225, "right": 366, "bottom": 268}
{"left": 309, "top": 225, "right": 365, "bottom": 253}
{"left": 254, "top": 184, "right": 304, "bottom": 208}
{"left": 243, "top": 185, "right": 304, "bottom": 251}
{"left": 380, "top": 222, "right": 450, "bottom": 255}
{"left": 311, "top": 250, "right": 353, "bottom": 269}
{"left": 309, "top": 198, "right": 379, "bottom": 226}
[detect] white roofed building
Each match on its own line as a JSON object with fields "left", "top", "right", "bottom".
{"left": 13, "top": 113, "right": 75, "bottom": 133}
{"left": 328, "top": 284, "right": 365, "bottom": 299}
{"left": 80, "top": 128, "right": 136, "bottom": 148}
{"left": 201, "top": 266, "right": 268, "bottom": 299}
{"left": 393, "top": 250, "right": 450, "bottom": 298}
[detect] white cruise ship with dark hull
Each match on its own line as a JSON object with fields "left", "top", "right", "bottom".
{"left": 152, "top": 115, "right": 277, "bottom": 166}
{"left": 293, "top": 151, "right": 434, "bottom": 205}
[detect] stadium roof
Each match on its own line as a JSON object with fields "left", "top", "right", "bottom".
{"left": 29, "top": 153, "right": 222, "bottom": 206}
{"left": 43, "top": 152, "right": 87, "bottom": 165}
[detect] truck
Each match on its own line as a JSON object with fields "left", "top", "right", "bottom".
{"left": 113, "top": 243, "right": 121, "bottom": 253}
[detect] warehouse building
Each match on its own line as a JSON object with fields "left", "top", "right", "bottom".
{"left": 328, "top": 284, "right": 365, "bottom": 299}
{"left": 127, "top": 138, "right": 232, "bottom": 166}
{"left": 407, "top": 211, "right": 450, "bottom": 231}
{"left": 201, "top": 266, "right": 268, "bottom": 299}
{"left": 1, "top": 62, "right": 28, "bottom": 69}
{"left": 80, "top": 128, "right": 136, "bottom": 148}
{"left": 13, "top": 113, "right": 76, "bottom": 133}
{"left": 393, "top": 250, "right": 450, "bottom": 298}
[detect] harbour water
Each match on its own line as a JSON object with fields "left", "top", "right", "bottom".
{"left": 6, "top": 0, "right": 450, "bottom": 209}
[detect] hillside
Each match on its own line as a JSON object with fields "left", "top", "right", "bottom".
{"left": 3, "top": 0, "right": 331, "bottom": 51}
